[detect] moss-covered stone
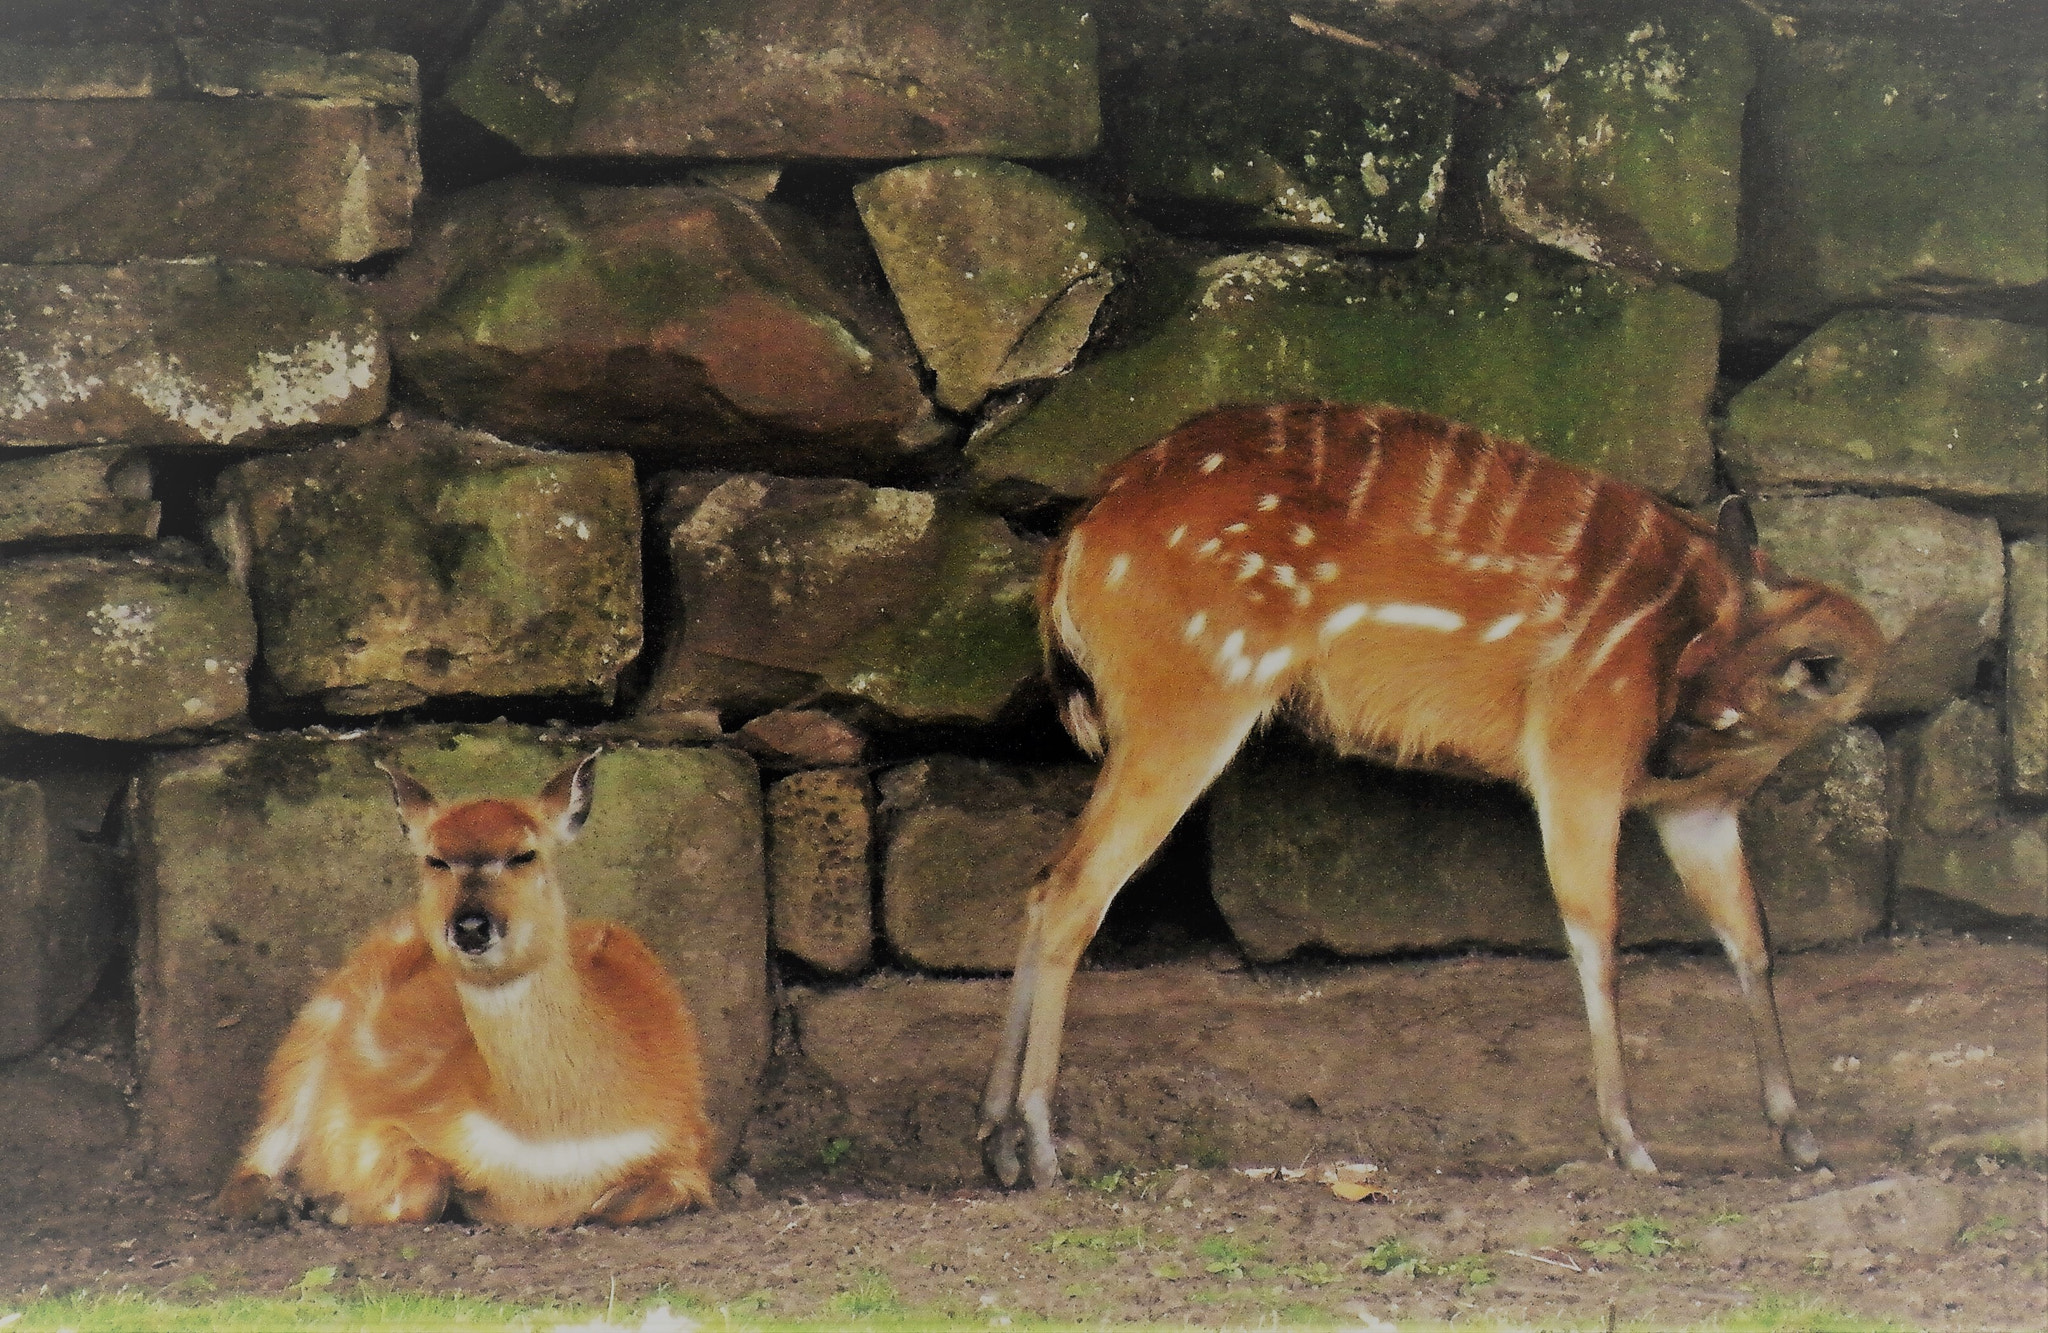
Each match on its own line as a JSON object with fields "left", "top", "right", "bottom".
{"left": 1724, "top": 312, "right": 2047, "bottom": 525}
{"left": 208, "top": 422, "right": 641, "bottom": 715}
{"left": 384, "top": 177, "right": 939, "bottom": 474}
{"left": 176, "top": 39, "right": 419, "bottom": 104}
{"left": 448, "top": 0, "right": 1098, "bottom": 160}
{"left": 1, "top": 263, "right": 389, "bottom": 450}
{"left": 878, "top": 757, "right": 1094, "bottom": 973}
{"left": 2007, "top": 540, "right": 2047, "bottom": 801}
{"left": 1737, "top": 21, "right": 2048, "bottom": 334}
{"left": 967, "top": 244, "right": 1719, "bottom": 503}
{"left": 1896, "top": 701, "right": 2047, "bottom": 922}
{"left": 133, "top": 725, "right": 767, "bottom": 1185}
{"left": 0, "top": 758, "right": 128, "bottom": 1058}
{"left": 1211, "top": 724, "right": 1886, "bottom": 961}
{"left": 0, "top": 545, "right": 253, "bottom": 740}
{"left": 0, "top": 446, "right": 157, "bottom": 547}
{"left": 0, "top": 96, "right": 418, "bottom": 265}
{"left": 1479, "top": 10, "right": 1753, "bottom": 274}
{"left": 1109, "top": 26, "right": 1454, "bottom": 247}
{"left": 856, "top": 157, "right": 1128, "bottom": 412}
{"left": 649, "top": 472, "right": 1042, "bottom": 725}
{"left": 0, "top": 40, "right": 174, "bottom": 97}
{"left": 1751, "top": 495, "right": 2004, "bottom": 715}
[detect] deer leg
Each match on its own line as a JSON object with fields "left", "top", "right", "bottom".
{"left": 1655, "top": 804, "right": 1820, "bottom": 1167}
{"left": 1530, "top": 765, "right": 1656, "bottom": 1173}
{"left": 589, "top": 1155, "right": 714, "bottom": 1225}
{"left": 983, "top": 705, "right": 1266, "bottom": 1189}
{"left": 326, "top": 1123, "right": 452, "bottom": 1226}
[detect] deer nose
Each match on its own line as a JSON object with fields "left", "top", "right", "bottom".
{"left": 448, "top": 907, "right": 499, "bottom": 956}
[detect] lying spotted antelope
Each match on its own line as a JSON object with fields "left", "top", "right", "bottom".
{"left": 980, "top": 402, "right": 1883, "bottom": 1187}
{"left": 217, "top": 754, "right": 714, "bottom": 1227}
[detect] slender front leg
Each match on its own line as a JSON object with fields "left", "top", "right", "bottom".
{"left": 979, "top": 897, "right": 1047, "bottom": 1187}
{"left": 1655, "top": 803, "right": 1820, "bottom": 1166}
{"left": 1530, "top": 752, "right": 1656, "bottom": 1172}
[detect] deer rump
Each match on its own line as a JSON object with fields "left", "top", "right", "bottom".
{"left": 980, "top": 401, "right": 1883, "bottom": 1188}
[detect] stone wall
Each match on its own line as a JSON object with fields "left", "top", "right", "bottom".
{"left": 1, "top": 0, "right": 2041, "bottom": 1185}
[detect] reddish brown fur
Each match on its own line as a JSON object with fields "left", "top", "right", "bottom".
{"left": 981, "top": 403, "right": 1884, "bottom": 1186}
{"left": 217, "top": 757, "right": 713, "bottom": 1228}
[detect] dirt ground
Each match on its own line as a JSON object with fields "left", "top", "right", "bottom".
{"left": 3, "top": 933, "right": 2044, "bottom": 1329}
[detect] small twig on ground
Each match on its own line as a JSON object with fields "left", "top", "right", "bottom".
{"left": 1507, "top": 1248, "right": 1585, "bottom": 1273}
{"left": 1288, "top": 13, "right": 1498, "bottom": 103}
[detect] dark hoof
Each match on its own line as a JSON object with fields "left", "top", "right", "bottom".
{"left": 1783, "top": 1124, "right": 1823, "bottom": 1168}
{"left": 979, "top": 1117, "right": 1026, "bottom": 1190}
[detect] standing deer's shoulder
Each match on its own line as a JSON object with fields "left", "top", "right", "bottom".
{"left": 982, "top": 401, "right": 1883, "bottom": 1187}
{"left": 217, "top": 754, "right": 714, "bottom": 1228}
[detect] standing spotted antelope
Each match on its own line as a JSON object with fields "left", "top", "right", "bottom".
{"left": 217, "top": 754, "right": 714, "bottom": 1227}
{"left": 980, "top": 402, "right": 1884, "bottom": 1187}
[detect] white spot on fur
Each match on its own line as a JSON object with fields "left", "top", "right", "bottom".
{"left": 1197, "top": 538, "right": 1222, "bottom": 558}
{"left": 1200, "top": 453, "right": 1224, "bottom": 473}
{"left": 1293, "top": 525, "right": 1315, "bottom": 546}
{"left": 1313, "top": 562, "right": 1340, "bottom": 581}
{"left": 1482, "top": 613, "right": 1525, "bottom": 642}
{"left": 1105, "top": 553, "right": 1131, "bottom": 588}
{"left": 1272, "top": 565, "right": 1297, "bottom": 588}
{"left": 1185, "top": 612, "right": 1208, "bottom": 641}
{"left": 1224, "top": 522, "right": 1250, "bottom": 535}
{"left": 302, "top": 995, "right": 345, "bottom": 1030}
{"left": 1167, "top": 525, "right": 1187, "bottom": 548}
{"left": 1258, "top": 493, "right": 1281, "bottom": 511}
{"left": 1711, "top": 708, "right": 1741, "bottom": 731}
{"left": 1253, "top": 647, "right": 1294, "bottom": 685}
{"left": 457, "top": 1113, "right": 661, "bottom": 1186}
{"left": 1237, "top": 553, "right": 1264, "bottom": 581}
{"left": 1322, "top": 603, "right": 1370, "bottom": 640}
{"left": 1375, "top": 604, "right": 1464, "bottom": 632}
{"left": 1218, "top": 629, "right": 1246, "bottom": 662}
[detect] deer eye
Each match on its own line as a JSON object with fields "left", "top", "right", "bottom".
{"left": 1780, "top": 653, "right": 1847, "bottom": 697}
{"left": 425, "top": 856, "right": 450, "bottom": 871}
{"left": 508, "top": 850, "right": 538, "bottom": 867}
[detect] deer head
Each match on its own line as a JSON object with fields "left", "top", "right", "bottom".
{"left": 376, "top": 754, "right": 599, "bottom": 982}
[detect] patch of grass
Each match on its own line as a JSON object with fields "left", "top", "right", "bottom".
{"left": 1355, "top": 1236, "right": 1492, "bottom": 1289}
{"left": 1193, "top": 1233, "right": 1265, "bottom": 1279}
{"left": 1034, "top": 1225, "right": 1147, "bottom": 1266}
{"left": 1278, "top": 1260, "right": 1343, "bottom": 1287}
{"left": 0, "top": 1289, "right": 568, "bottom": 1331}
{"left": 1583, "top": 1215, "right": 1676, "bottom": 1259}
{"left": 1687, "top": 1292, "right": 1920, "bottom": 1332}
{"left": 1957, "top": 1213, "right": 2016, "bottom": 1246}
{"left": 826, "top": 1268, "right": 901, "bottom": 1319}
{"left": 820, "top": 1136, "right": 854, "bottom": 1167}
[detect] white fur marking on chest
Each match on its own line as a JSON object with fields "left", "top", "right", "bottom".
{"left": 457, "top": 1112, "right": 661, "bottom": 1185}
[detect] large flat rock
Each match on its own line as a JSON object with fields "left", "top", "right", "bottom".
{"left": 0, "top": 42, "right": 419, "bottom": 265}
{"left": 208, "top": 421, "right": 642, "bottom": 715}
{"left": 1210, "top": 726, "right": 1888, "bottom": 963}
{"left": 133, "top": 726, "right": 768, "bottom": 1187}
{"left": 448, "top": 0, "right": 1098, "bottom": 160}
{"left": 967, "top": 244, "right": 1719, "bottom": 505}
{"left": 0, "top": 544, "right": 254, "bottom": 740}
{"left": 0, "top": 447, "right": 157, "bottom": 548}
{"left": 1, "top": 263, "right": 388, "bottom": 451}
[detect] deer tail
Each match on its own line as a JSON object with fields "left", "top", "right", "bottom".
{"left": 1041, "top": 530, "right": 1106, "bottom": 760}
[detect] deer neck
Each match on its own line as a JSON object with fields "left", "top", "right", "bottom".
{"left": 456, "top": 954, "right": 619, "bottom": 1133}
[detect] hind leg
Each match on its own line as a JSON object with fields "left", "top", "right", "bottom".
{"left": 320, "top": 1123, "right": 452, "bottom": 1226}
{"left": 589, "top": 1156, "right": 715, "bottom": 1226}
{"left": 981, "top": 702, "right": 1266, "bottom": 1188}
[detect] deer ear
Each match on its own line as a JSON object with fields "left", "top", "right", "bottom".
{"left": 375, "top": 760, "right": 437, "bottom": 844}
{"left": 1715, "top": 494, "right": 1763, "bottom": 576}
{"left": 538, "top": 751, "right": 599, "bottom": 843}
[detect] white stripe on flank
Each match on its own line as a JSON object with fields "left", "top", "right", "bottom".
{"left": 1375, "top": 604, "right": 1465, "bottom": 632}
{"left": 1253, "top": 647, "right": 1294, "bottom": 685}
{"left": 1581, "top": 543, "right": 1696, "bottom": 677}
{"left": 1549, "top": 507, "right": 1659, "bottom": 667}
{"left": 1482, "top": 613, "right": 1526, "bottom": 642}
{"left": 1550, "top": 477, "right": 1603, "bottom": 570}
{"left": 1482, "top": 456, "right": 1538, "bottom": 554}
{"left": 1346, "top": 444, "right": 1384, "bottom": 523}
{"left": 1412, "top": 448, "right": 1450, "bottom": 534}
{"left": 1105, "top": 553, "right": 1131, "bottom": 588}
{"left": 1266, "top": 403, "right": 1290, "bottom": 453}
{"left": 1310, "top": 409, "right": 1329, "bottom": 485}
{"left": 1321, "top": 603, "right": 1370, "bottom": 640}
{"left": 457, "top": 1113, "right": 660, "bottom": 1185}
{"left": 1438, "top": 445, "right": 1494, "bottom": 541}
{"left": 1184, "top": 612, "right": 1208, "bottom": 641}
